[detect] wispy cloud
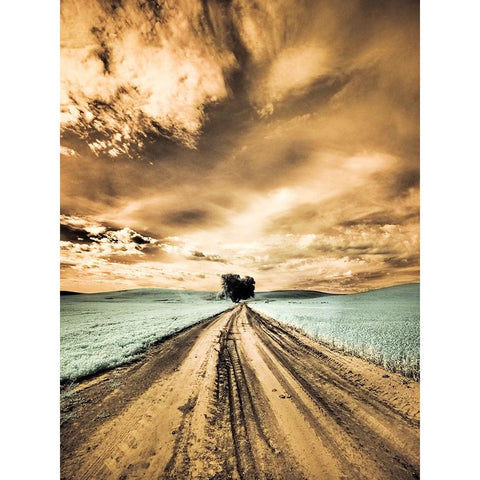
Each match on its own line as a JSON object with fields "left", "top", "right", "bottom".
{"left": 60, "top": 0, "right": 419, "bottom": 293}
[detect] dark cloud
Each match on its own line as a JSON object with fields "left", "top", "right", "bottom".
{"left": 165, "top": 209, "right": 211, "bottom": 226}
{"left": 190, "top": 251, "right": 226, "bottom": 263}
{"left": 90, "top": 25, "right": 112, "bottom": 74}
{"left": 199, "top": 0, "right": 252, "bottom": 98}
{"left": 60, "top": 224, "right": 91, "bottom": 244}
{"left": 60, "top": 262, "right": 75, "bottom": 270}
{"left": 384, "top": 253, "right": 420, "bottom": 269}
{"left": 60, "top": 216, "right": 163, "bottom": 269}
{"left": 340, "top": 210, "right": 419, "bottom": 227}
{"left": 390, "top": 168, "right": 420, "bottom": 198}
{"left": 131, "top": 233, "right": 151, "bottom": 245}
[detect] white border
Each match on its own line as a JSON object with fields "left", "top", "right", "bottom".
{"left": 421, "top": 0, "right": 480, "bottom": 478}
{"left": 1, "top": 1, "right": 59, "bottom": 477}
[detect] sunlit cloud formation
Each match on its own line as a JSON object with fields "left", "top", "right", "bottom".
{"left": 61, "top": 0, "right": 419, "bottom": 293}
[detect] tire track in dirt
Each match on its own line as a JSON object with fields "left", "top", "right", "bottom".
{"left": 61, "top": 304, "right": 419, "bottom": 480}
{"left": 246, "top": 306, "right": 419, "bottom": 479}
{"left": 62, "top": 310, "right": 232, "bottom": 480}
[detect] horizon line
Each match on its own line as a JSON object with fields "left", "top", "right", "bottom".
{"left": 61, "top": 282, "right": 420, "bottom": 297}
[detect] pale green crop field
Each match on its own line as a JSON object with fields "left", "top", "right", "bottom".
{"left": 250, "top": 283, "right": 420, "bottom": 379}
{"left": 61, "top": 289, "right": 229, "bottom": 383}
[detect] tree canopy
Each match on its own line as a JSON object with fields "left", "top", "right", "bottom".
{"left": 221, "top": 274, "right": 255, "bottom": 303}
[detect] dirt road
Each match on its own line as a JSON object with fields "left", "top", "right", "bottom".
{"left": 61, "top": 304, "right": 419, "bottom": 480}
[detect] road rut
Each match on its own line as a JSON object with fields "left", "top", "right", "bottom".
{"left": 61, "top": 304, "right": 419, "bottom": 480}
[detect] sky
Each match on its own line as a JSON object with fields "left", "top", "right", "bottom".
{"left": 60, "top": 0, "right": 419, "bottom": 294}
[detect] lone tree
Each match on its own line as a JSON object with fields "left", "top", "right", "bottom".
{"left": 221, "top": 274, "right": 255, "bottom": 303}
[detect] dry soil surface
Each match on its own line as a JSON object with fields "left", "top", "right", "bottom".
{"left": 61, "top": 304, "right": 419, "bottom": 480}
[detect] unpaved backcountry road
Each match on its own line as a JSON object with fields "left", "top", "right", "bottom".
{"left": 61, "top": 304, "right": 419, "bottom": 480}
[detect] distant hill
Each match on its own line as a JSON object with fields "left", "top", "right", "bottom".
{"left": 60, "top": 288, "right": 221, "bottom": 303}
{"left": 254, "top": 290, "right": 332, "bottom": 300}
{"left": 60, "top": 283, "right": 419, "bottom": 301}
{"left": 253, "top": 284, "right": 419, "bottom": 302}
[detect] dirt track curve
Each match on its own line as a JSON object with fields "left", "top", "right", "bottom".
{"left": 61, "top": 304, "right": 419, "bottom": 480}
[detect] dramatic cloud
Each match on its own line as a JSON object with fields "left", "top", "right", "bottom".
{"left": 61, "top": 0, "right": 419, "bottom": 293}
{"left": 60, "top": 215, "right": 161, "bottom": 265}
{"left": 61, "top": 0, "right": 235, "bottom": 154}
